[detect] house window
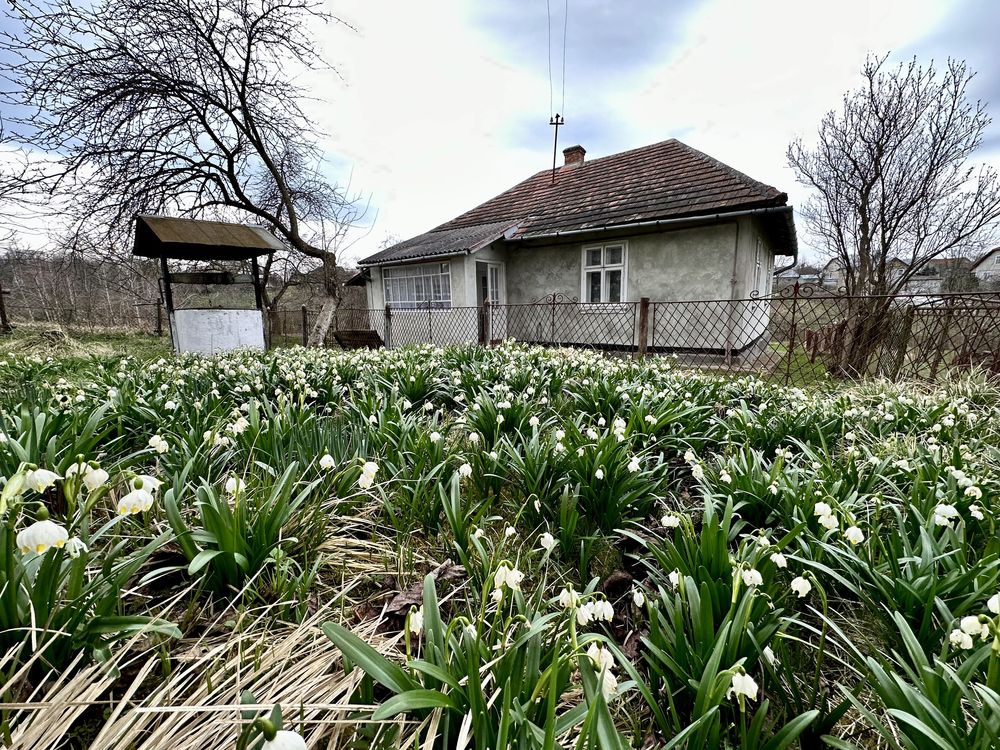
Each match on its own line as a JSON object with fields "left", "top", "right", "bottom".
{"left": 993, "top": 255, "right": 1000, "bottom": 266}
{"left": 382, "top": 262, "right": 452, "bottom": 309}
{"left": 581, "top": 243, "right": 627, "bottom": 303}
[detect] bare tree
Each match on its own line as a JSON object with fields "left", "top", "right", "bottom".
{"left": 0, "top": 0, "right": 363, "bottom": 345}
{"left": 787, "top": 55, "right": 1000, "bottom": 374}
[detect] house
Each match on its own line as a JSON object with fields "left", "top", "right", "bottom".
{"left": 356, "top": 139, "right": 798, "bottom": 352}
{"left": 820, "top": 257, "right": 909, "bottom": 290}
{"left": 972, "top": 248, "right": 1000, "bottom": 283}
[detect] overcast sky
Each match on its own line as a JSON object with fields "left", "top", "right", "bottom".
{"left": 3, "top": 0, "right": 999, "bottom": 265}
{"left": 306, "top": 0, "right": 1000, "bottom": 265}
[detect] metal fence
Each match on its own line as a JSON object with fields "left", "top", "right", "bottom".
{"left": 267, "top": 286, "right": 1000, "bottom": 385}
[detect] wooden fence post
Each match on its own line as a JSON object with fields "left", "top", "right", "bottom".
{"left": 890, "top": 306, "right": 916, "bottom": 380}
{"left": 636, "top": 297, "right": 650, "bottom": 358}
{"left": 0, "top": 282, "right": 12, "bottom": 334}
{"left": 384, "top": 303, "right": 393, "bottom": 348}
{"left": 783, "top": 282, "right": 801, "bottom": 386}
{"left": 301, "top": 305, "right": 308, "bottom": 347}
{"left": 155, "top": 298, "right": 163, "bottom": 336}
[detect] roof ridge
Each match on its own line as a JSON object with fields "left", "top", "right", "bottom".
{"left": 670, "top": 140, "right": 783, "bottom": 200}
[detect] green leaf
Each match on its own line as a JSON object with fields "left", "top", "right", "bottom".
{"left": 370, "top": 689, "right": 457, "bottom": 721}
{"left": 321, "top": 621, "right": 417, "bottom": 695}
{"left": 188, "top": 549, "right": 223, "bottom": 575}
{"left": 760, "top": 710, "right": 820, "bottom": 750}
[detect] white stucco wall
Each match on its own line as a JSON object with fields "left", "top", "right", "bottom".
{"left": 171, "top": 309, "right": 266, "bottom": 355}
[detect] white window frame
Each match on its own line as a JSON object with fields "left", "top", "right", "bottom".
{"left": 382, "top": 261, "right": 452, "bottom": 310}
{"left": 580, "top": 242, "right": 628, "bottom": 306}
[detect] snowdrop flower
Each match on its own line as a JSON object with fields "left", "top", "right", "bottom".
{"left": 586, "top": 428, "right": 598, "bottom": 440}
{"left": 632, "top": 588, "right": 645, "bottom": 607}
{"left": 261, "top": 728, "right": 307, "bottom": 750}
{"left": 818, "top": 514, "right": 838, "bottom": 530}
{"left": 496, "top": 414, "right": 505, "bottom": 425}
{"left": 590, "top": 598, "right": 614, "bottom": 621}
{"left": 960, "top": 615, "right": 989, "bottom": 640}
{"left": 728, "top": 671, "right": 759, "bottom": 703}
{"left": 988, "top": 593, "right": 1000, "bottom": 615}
{"left": 424, "top": 401, "right": 434, "bottom": 412}
{"left": 627, "top": 457, "right": 641, "bottom": 473}
{"left": 65, "top": 536, "right": 88, "bottom": 559}
{"left": 770, "top": 552, "right": 787, "bottom": 568}
{"left": 408, "top": 606, "right": 424, "bottom": 636}
{"left": 600, "top": 668, "right": 619, "bottom": 700}
{"left": 468, "top": 432, "right": 480, "bottom": 444}
{"left": 768, "top": 482, "right": 779, "bottom": 495}
{"left": 559, "top": 587, "right": 580, "bottom": 609}
{"left": 661, "top": 514, "right": 680, "bottom": 529}
{"left": 813, "top": 501, "right": 832, "bottom": 517}
{"left": 494, "top": 564, "right": 524, "bottom": 591}
{"left": 16, "top": 519, "right": 69, "bottom": 555}
{"left": 225, "top": 477, "right": 245, "bottom": 496}
{"left": 25, "top": 468, "right": 60, "bottom": 493}
{"left": 402, "top": 399, "right": 412, "bottom": 410}
{"left": 587, "top": 643, "right": 615, "bottom": 672}
{"left": 458, "top": 462, "right": 473, "bottom": 478}
{"left": 690, "top": 463, "right": 705, "bottom": 480}
{"left": 969, "top": 505, "right": 985, "bottom": 521}
{"left": 762, "top": 646, "right": 778, "bottom": 666}
{"left": 683, "top": 449, "right": 697, "bottom": 464}
{"left": 529, "top": 416, "right": 540, "bottom": 428}
{"left": 319, "top": 453, "right": 336, "bottom": 470}
{"left": 429, "top": 431, "right": 442, "bottom": 444}
{"left": 741, "top": 568, "right": 763, "bottom": 586}
{"left": 489, "top": 451, "right": 499, "bottom": 461}
{"left": 65, "top": 462, "right": 110, "bottom": 492}
{"left": 491, "top": 588, "right": 503, "bottom": 603}
{"left": 358, "top": 461, "right": 379, "bottom": 490}
{"left": 719, "top": 471, "right": 732, "bottom": 483}
{"left": 503, "top": 525, "right": 517, "bottom": 538}
{"left": 539, "top": 531, "right": 557, "bottom": 552}
{"left": 948, "top": 629, "right": 974, "bottom": 650}
{"left": 964, "top": 486, "right": 983, "bottom": 500}
{"left": 668, "top": 570, "right": 681, "bottom": 589}
{"left": 594, "top": 468, "right": 604, "bottom": 480}
{"left": 555, "top": 429, "right": 565, "bottom": 441}
{"left": 471, "top": 527, "right": 484, "bottom": 540}
{"left": 118, "top": 487, "right": 155, "bottom": 515}
{"left": 575, "top": 604, "right": 593, "bottom": 627}
{"left": 790, "top": 576, "right": 812, "bottom": 598}
{"left": 933, "top": 503, "right": 960, "bottom": 527}
{"left": 148, "top": 435, "right": 169, "bottom": 454}
{"left": 843, "top": 526, "right": 865, "bottom": 545}
{"left": 164, "top": 400, "right": 177, "bottom": 411}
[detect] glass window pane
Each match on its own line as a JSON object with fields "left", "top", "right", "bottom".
{"left": 607, "top": 270, "right": 622, "bottom": 302}
{"left": 587, "top": 271, "right": 602, "bottom": 303}
{"left": 604, "top": 246, "right": 623, "bottom": 266}
{"left": 586, "top": 248, "right": 602, "bottom": 267}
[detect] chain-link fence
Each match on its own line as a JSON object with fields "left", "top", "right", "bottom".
{"left": 265, "top": 286, "right": 1000, "bottom": 385}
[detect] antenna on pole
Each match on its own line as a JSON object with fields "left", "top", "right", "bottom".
{"left": 549, "top": 113, "right": 564, "bottom": 185}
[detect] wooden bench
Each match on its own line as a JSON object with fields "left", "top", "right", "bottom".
{"left": 333, "top": 329, "right": 384, "bottom": 350}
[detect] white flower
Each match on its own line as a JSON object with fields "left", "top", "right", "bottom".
{"left": 496, "top": 414, "right": 505, "bottom": 425}
{"left": 768, "top": 483, "right": 779, "bottom": 495}
{"left": 587, "top": 642, "right": 615, "bottom": 671}
{"left": 970, "top": 505, "right": 985, "bottom": 521}
{"left": 586, "top": 428, "right": 598, "bottom": 440}
{"left": 742, "top": 568, "right": 763, "bottom": 586}
{"left": 600, "top": 668, "right": 619, "bottom": 700}
{"left": 225, "top": 477, "right": 245, "bottom": 496}
{"left": 358, "top": 461, "right": 379, "bottom": 489}
{"left": 25, "top": 468, "right": 60, "bottom": 493}
{"left": 632, "top": 588, "right": 645, "bottom": 607}
{"left": 471, "top": 527, "right": 484, "bottom": 540}
{"left": 690, "top": 463, "right": 705, "bottom": 480}
{"left": 164, "top": 400, "right": 177, "bottom": 411}
{"left": 591, "top": 598, "right": 614, "bottom": 621}
{"left": 594, "top": 468, "right": 604, "bottom": 480}
{"left": 683, "top": 449, "right": 697, "bottom": 464}
{"left": 790, "top": 576, "right": 812, "bottom": 598}
{"left": 948, "top": 628, "right": 974, "bottom": 650}
{"left": 148, "top": 435, "right": 169, "bottom": 454}
{"left": 719, "top": 471, "right": 732, "bottom": 483}
{"left": 661, "top": 514, "right": 680, "bottom": 529}
{"left": 627, "top": 457, "right": 641, "bottom": 473}
{"left": 960, "top": 615, "right": 988, "bottom": 639}
{"left": 409, "top": 606, "right": 424, "bottom": 636}
{"left": 770, "top": 552, "right": 787, "bottom": 568}
{"left": 818, "top": 514, "right": 838, "bottom": 530}
{"left": 262, "top": 729, "right": 307, "bottom": 750}
{"left": 762, "top": 645, "right": 778, "bottom": 666}
{"left": 402, "top": 399, "right": 412, "bottom": 410}
{"left": 468, "top": 432, "right": 480, "bottom": 444}
{"left": 505, "top": 525, "right": 517, "bottom": 538}
{"left": 424, "top": 401, "right": 434, "bottom": 412}
{"left": 117, "top": 488, "right": 154, "bottom": 515}
{"left": 16, "top": 519, "right": 69, "bottom": 555}
{"left": 843, "top": 526, "right": 865, "bottom": 545}
{"left": 539, "top": 531, "right": 557, "bottom": 552}
{"left": 494, "top": 564, "right": 524, "bottom": 591}
{"left": 458, "top": 462, "right": 473, "bottom": 478}
{"left": 933, "top": 503, "right": 960, "bottom": 527}
{"left": 964, "top": 486, "right": 983, "bottom": 500}
{"left": 319, "top": 453, "right": 336, "bottom": 470}
{"left": 491, "top": 588, "right": 503, "bottom": 603}
{"left": 66, "top": 462, "right": 110, "bottom": 492}
{"left": 529, "top": 416, "right": 540, "bottom": 428}
{"left": 575, "top": 604, "right": 593, "bottom": 626}
{"left": 728, "top": 671, "right": 759, "bottom": 702}
{"left": 65, "top": 537, "right": 88, "bottom": 558}
{"left": 555, "top": 429, "right": 565, "bottom": 441}
{"left": 667, "top": 570, "right": 680, "bottom": 589}
{"left": 987, "top": 593, "right": 1000, "bottom": 615}
{"left": 559, "top": 587, "right": 580, "bottom": 609}
{"left": 813, "top": 501, "right": 832, "bottom": 517}
{"left": 429, "top": 431, "right": 442, "bottom": 444}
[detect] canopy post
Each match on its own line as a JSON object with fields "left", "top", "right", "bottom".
{"left": 159, "top": 255, "right": 174, "bottom": 314}
{"left": 250, "top": 256, "right": 264, "bottom": 311}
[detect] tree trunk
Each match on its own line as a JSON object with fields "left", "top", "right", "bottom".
{"left": 305, "top": 253, "right": 341, "bottom": 347}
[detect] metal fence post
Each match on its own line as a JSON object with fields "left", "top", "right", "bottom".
{"left": 301, "top": 305, "right": 308, "bottom": 346}
{"left": 428, "top": 300, "right": 433, "bottom": 344}
{"left": 384, "top": 303, "right": 393, "bottom": 348}
{"left": 154, "top": 298, "right": 163, "bottom": 336}
{"left": 784, "top": 282, "right": 801, "bottom": 386}
{"left": 478, "top": 298, "right": 490, "bottom": 345}
{"left": 636, "top": 297, "right": 650, "bottom": 358}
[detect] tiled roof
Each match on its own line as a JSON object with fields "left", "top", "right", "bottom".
{"left": 361, "top": 139, "right": 794, "bottom": 265}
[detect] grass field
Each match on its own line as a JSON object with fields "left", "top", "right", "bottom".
{"left": 0, "top": 338, "right": 998, "bottom": 749}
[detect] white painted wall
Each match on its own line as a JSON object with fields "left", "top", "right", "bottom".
{"left": 171, "top": 309, "right": 266, "bottom": 355}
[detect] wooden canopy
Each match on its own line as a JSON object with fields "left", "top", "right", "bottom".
{"left": 132, "top": 215, "right": 283, "bottom": 261}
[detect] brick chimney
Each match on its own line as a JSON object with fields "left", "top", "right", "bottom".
{"left": 562, "top": 145, "right": 586, "bottom": 168}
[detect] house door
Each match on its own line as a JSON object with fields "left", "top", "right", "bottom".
{"left": 476, "top": 261, "right": 505, "bottom": 343}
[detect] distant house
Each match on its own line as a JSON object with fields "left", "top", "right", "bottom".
{"left": 356, "top": 139, "right": 797, "bottom": 351}
{"left": 972, "top": 248, "right": 1000, "bottom": 283}
{"left": 820, "top": 257, "right": 909, "bottom": 290}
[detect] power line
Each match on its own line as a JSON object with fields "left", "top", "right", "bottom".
{"left": 546, "top": 0, "right": 553, "bottom": 118}
{"left": 560, "top": 0, "right": 568, "bottom": 117}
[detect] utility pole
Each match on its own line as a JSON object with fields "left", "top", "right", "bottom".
{"left": 549, "top": 114, "right": 564, "bottom": 184}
